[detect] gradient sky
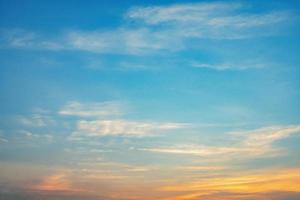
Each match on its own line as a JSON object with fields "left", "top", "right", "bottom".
{"left": 1, "top": 0, "right": 300, "bottom": 199}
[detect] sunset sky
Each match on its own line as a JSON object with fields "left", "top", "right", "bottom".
{"left": 0, "top": 0, "right": 300, "bottom": 199}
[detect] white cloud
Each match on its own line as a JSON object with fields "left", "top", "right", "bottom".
{"left": 0, "top": 29, "right": 64, "bottom": 50}
{"left": 0, "top": 138, "right": 8, "bottom": 143}
{"left": 0, "top": 2, "right": 293, "bottom": 55}
{"left": 17, "top": 114, "right": 55, "bottom": 127}
{"left": 64, "top": 3, "right": 292, "bottom": 54}
{"left": 140, "top": 145, "right": 243, "bottom": 156}
{"left": 127, "top": 2, "right": 292, "bottom": 39}
{"left": 58, "top": 101, "right": 124, "bottom": 118}
{"left": 237, "top": 125, "right": 300, "bottom": 148}
{"left": 66, "top": 30, "right": 122, "bottom": 53}
{"left": 60, "top": 101, "right": 189, "bottom": 138}
{"left": 16, "top": 130, "right": 54, "bottom": 143}
{"left": 66, "top": 28, "right": 182, "bottom": 55}
{"left": 71, "top": 119, "right": 189, "bottom": 137}
{"left": 0, "top": 29, "right": 36, "bottom": 48}
{"left": 140, "top": 125, "right": 300, "bottom": 157}
{"left": 0, "top": 130, "right": 8, "bottom": 143}
{"left": 191, "top": 62, "right": 265, "bottom": 71}
{"left": 177, "top": 166, "right": 225, "bottom": 171}
{"left": 127, "top": 3, "right": 240, "bottom": 24}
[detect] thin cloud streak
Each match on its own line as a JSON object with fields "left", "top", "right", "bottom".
{"left": 140, "top": 125, "right": 300, "bottom": 157}
{"left": 160, "top": 168, "right": 300, "bottom": 194}
{"left": 58, "top": 101, "right": 124, "bottom": 118}
{"left": 32, "top": 172, "right": 73, "bottom": 192}
{"left": 127, "top": 2, "right": 292, "bottom": 39}
{"left": 72, "top": 119, "right": 189, "bottom": 137}
{"left": 0, "top": 138, "right": 8, "bottom": 143}
{"left": 191, "top": 62, "right": 266, "bottom": 71}
{"left": 17, "top": 114, "right": 55, "bottom": 127}
{"left": 0, "top": 2, "right": 294, "bottom": 55}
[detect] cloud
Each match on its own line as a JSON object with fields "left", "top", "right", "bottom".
{"left": 58, "top": 101, "right": 124, "bottom": 118}
{"left": 127, "top": 2, "right": 292, "bottom": 39}
{"left": 32, "top": 172, "right": 72, "bottom": 191}
{"left": 17, "top": 114, "right": 55, "bottom": 127}
{"left": 0, "top": 2, "right": 294, "bottom": 55}
{"left": 160, "top": 168, "right": 300, "bottom": 198}
{"left": 0, "top": 29, "right": 38, "bottom": 48}
{"left": 0, "top": 138, "right": 8, "bottom": 143}
{"left": 177, "top": 166, "right": 226, "bottom": 172}
{"left": 140, "top": 145, "right": 244, "bottom": 157}
{"left": 17, "top": 130, "right": 53, "bottom": 143}
{"left": 238, "top": 125, "right": 300, "bottom": 148}
{"left": 191, "top": 62, "right": 265, "bottom": 71}
{"left": 0, "top": 137, "right": 8, "bottom": 143}
{"left": 71, "top": 119, "right": 189, "bottom": 137}
{"left": 0, "top": 28, "right": 181, "bottom": 55}
{"left": 126, "top": 2, "right": 241, "bottom": 25}
{"left": 53, "top": 3, "right": 294, "bottom": 55}
{"left": 194, "top": 192, "right": 300, "bottom": 200}
{"left": 140, "top": 125, "right": 300, "bottom": 157}
{"left": 66, "top": 28, "right": 181, "bottom": 55}
{"left": 0, "top": 130, "right": 8, "bottom": 143}
{"left": 59, "top": 101, "right": 189, "bottom": 138}
{"left": 0, "top": 29, "right": 63, "bottom": 50}
{"left": 30, "top": 171, "right": 86, "bottom": 194}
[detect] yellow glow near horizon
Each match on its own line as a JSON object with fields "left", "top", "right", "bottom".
{"left": 160, "top": 168, "right": 300, "bottom": 199}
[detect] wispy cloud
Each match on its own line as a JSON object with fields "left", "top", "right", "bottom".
{"left": 17, "top": 114, "right": 55, "bottom": 127}
{"left": 0, "top": 130, "right": 8, "bottom": 143}
{"left": 59, "top": 101, "right": 189, "bottom": 138}
{"left": 177, "top": 165, "right": 226, "bottom": 172}
{"left": 0, "top": 29, "right": 37, "bottom": 48}
{"left": 126, "top": 2, "right": 292, "bottom": 39}
{"left": 0, "top": 29, "right": 63, "bottom": 50}
{"left": 66, "top": 28, "right": 181, "bottom": 55}
{"left": 17, "top": 130, "right": 53, "bottom": 143}
{"left": 237, "top": 125, "right": 300, "bottom": 148}
{"left": 127, "top": 2, "right": 241, "bottom": 25}
{"left": 191, "top": 62, "right": 266, "bottom": 71}
{"left": 140, "top": 145, "right": 243, "bottom": 157}
{"left": 140, "top": 125, "right": 300, "bottom": 157}
{"left": 0, "top": 2, "right": 294, "bottom": 55}
{"left": 58, "top": 101, "right": 124, "bottom": 118}
{"left": 71, "top": 119, "right": 189, "bottom": 137}
{"left": 30, "top": 171, "right": 87, "bottom": 194}
{"left": 55, "top": 3, "right": 294, "bottom": 55}
{"left": 77, "top": 160, "right": 157, "bottom": 173}
{"left": 32, "top": 172, "right": 72, "bottom": 191}
{"left": 160, "top": 168, "right": 300, "bottom": 198}
{"left": 0, "top": 138, "right": 8, "bottom": 143}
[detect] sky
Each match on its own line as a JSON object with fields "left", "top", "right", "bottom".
{"left": 0, "top": 0, "right": 300, "bottom": 199}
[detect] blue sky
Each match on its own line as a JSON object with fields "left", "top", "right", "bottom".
{"left": 0, "top": 0, "right": 300, "bottom": 199}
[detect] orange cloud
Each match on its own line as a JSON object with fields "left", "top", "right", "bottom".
{"left": 31, "top": 172, "right": 80, "bottom": 193}
{"left": 160, "top": 168, "right": 300, "bottom": 200}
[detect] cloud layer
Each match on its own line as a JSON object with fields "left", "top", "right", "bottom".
{"left": 140, "top": 125, "right": 300, "bottom": 157}
{"left": 59, "top": 101, "right": 124, "bottom": 118}
{"left": 74, "top": 119, "right": 188, "bottom": 137}
{"left": 0, "top": 2, "right": 294, "bottom": 54}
